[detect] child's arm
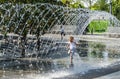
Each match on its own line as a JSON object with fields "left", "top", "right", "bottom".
{"left": 74, "top": 41, "right": 80, "bottom": 46}
{"left": 76, "top": 42, "right": 80, "bottom": 46}
{"left": 67, "top": 43, "right": 70, "bottom": 49}
{"left": 66, "top": 43, "right": 70, "bottom": 54}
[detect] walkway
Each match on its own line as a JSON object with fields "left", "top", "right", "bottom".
{"left": 41, "top": 34, "right": 120, "bottom": 44}
{"left": 39, "top": 55, "right": 120, "bottom": 79}
{"left": 94, "top": 71, "right": 120, "bottom": 79}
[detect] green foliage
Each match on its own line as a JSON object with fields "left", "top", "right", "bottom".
{"left": 61, "top": 0, "right": 84, "bottom": 8}
{"left": 88, "top": 20, "right": 109, "bottom": 33}
{"left": 113, "top": 0, "right": 120, "bottom": 20}
{"left": 91, "top": 0, "right": 120, "bottom": 20}
{"left": 92, "top": 0, "right": 109, "bottom": 11}
{"left": 69, "top": 2, "right": 84, "bottom": 8}
{"left": 0, "top": 0, "right": 64, "bottom": 5}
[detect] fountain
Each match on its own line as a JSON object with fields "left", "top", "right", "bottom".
{"left": 0, "top": 3, "right": 120, "bottom": 79}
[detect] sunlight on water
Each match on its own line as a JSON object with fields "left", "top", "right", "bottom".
{"left": 28, "top": 70, "right": 72, "bottom": 79}
{"left": 1, "top": 53, "right": 119, "bottom": 79}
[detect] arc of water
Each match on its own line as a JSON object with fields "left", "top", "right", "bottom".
{"left": 77, "top": 14, "right": 90, "bottom": 34}
{"left": 42, "top": 8, "right": 63, "bottom": 33}
{"left": 0, "top": 4, "right": 38, "bottom": 57}
{"left": 0, "top": 4, "right": 20, "bottom": 57}
{"left": 14, "top": 5, "right": 40, "bottom": 57}
{"left": 21, "top": 4, "right": 55, "bottom": 58}
{"left": 44, "top": 10, "right": 81, "bottom": 55}
{"left": 38, "top": 6, "right": 77, "bottom": 57}
{"left": 38, "top": 9, "right": 66, "bottom": 57}
{"left": 49, "top": 8, "right": 86, "bottom": 35}
{"left": 79, "top": 11, "right": 120, "bottom": 34}
{"left": 32, "top": 9, "right": 53, "bottom": 57}
{"left": 25, "top": 4, "right": 57, "bottom": 58}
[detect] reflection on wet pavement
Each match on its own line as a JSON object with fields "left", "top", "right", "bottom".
{"left": 94, "top": 71, "right": 120, "bottom": 79}
{"left": 0, "top": 55, "right": 119, "bottom": 79}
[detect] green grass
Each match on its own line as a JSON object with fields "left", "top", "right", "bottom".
{"left": 88, "top": 20, "right": 109, "bottom": 33}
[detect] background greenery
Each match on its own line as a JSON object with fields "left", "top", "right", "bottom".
{"left": 60, "top": 0, "right": 120, "bottom": 20}
{"left": 0, "top": 0, "right": 119, "bottom": 20}
{"left": 88, "top": 20, "right": 109, "bottom": 33}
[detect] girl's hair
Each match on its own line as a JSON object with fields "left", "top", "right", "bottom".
{"left": 69, "top": 36, "right": 74, "bottom": 42}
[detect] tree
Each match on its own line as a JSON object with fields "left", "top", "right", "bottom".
{"left": 113, "top": 0, "right": 120, "bottom": 20}
{"left": 92, "top": 0, "right": 109, "bottom": 11}
{"left": 61, "top": 0, "right": 84, "bottom": 8}
{"left": 80, "top": 0, "right": 95, "bottom": 9}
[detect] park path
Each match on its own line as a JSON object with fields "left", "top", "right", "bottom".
{"left": 41, "top": 34, "right": 120, "bottom": 45}
{"left": 94, "top": 71, "right": 120, "bottom": 79}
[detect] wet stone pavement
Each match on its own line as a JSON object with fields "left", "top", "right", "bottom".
{"left": 0, "top": 52, "right": 120, "bottom": 79}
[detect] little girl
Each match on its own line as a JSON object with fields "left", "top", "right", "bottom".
{"left": 68, "top": 36, "right": 77, "bottom": 64}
